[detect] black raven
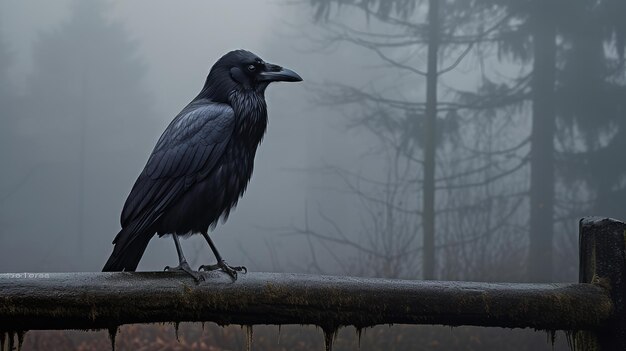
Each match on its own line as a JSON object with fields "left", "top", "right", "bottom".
{"left": 103, "top": 50, "right": 302, "bottom": 280}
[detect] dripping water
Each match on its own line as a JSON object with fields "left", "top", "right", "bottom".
{"left": 16, "top": 331, "right": 25, "bottom": 351}
{"left": 277, "top": 325, "right": 281, "bottom": 345}
{"left": 547, "top": 330, "right": 556, "bottom": 350}
{"left": 323, "top": 327, "right": 338, "bottom": 351}
{"left": 108, "top": 326, "right": 118, "bottom": 351}
{"left": 245, "top": 325, "right": 253, "bottom": 351}
{"left": 174, "top": 322, "right": 180, "bottom": 342}
{"left": 566, "top": 332, "right": 572, "bottom": 349}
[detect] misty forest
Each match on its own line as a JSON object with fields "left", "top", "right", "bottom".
{"left": 1, "top": 0, "right": 625, "bottom": 350}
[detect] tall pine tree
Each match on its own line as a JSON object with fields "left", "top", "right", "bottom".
{"left": 466, "top": 0, "right": 626, "bottom": 281}
{"left": 556, "top": 0, "right": 626, "bottom": 229}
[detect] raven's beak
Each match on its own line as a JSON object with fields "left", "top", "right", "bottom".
{"left": 258, "top": 64, "right": 303, "bottom": 82}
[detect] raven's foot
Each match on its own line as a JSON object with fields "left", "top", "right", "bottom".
{"left": 164, "top": 261, "right": 205, "bottom": 282}
{"left": 198, "top": 260, "right": 247, "bottom": 280}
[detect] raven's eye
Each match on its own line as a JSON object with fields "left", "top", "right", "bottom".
{"left": 247, "top": 64, "right": 256, "bottom": 72}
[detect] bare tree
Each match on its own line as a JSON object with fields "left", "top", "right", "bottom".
{"left": 299, "top": 0, "right": 527, "bottom": 281}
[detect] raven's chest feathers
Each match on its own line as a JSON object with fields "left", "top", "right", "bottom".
{"left": 229, "top": 89, "right": 268, "bottom": 144}
{"left": 212, "top": 90, "right": 268, "bottom": 213}
{"left": 157, "top": 91, "right": 268, "bottom": 235}
{"left": 222, "top": 89, "right": 268, "bottom": 208}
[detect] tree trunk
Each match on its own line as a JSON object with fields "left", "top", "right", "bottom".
{"left": 422, "top": 0, "right": 440, "bottom": 280}
{"left": 528, "top": 2, "right": 557, "bottom": 282}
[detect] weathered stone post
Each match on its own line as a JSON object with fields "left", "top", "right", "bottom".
{"left": 578, "top": 217, "right": 626, "bottom": 350}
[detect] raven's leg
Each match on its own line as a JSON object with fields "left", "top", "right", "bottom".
{"left": 164, "top": 234, "right": 204, "bottom": 282}
{"left": 198, "top": 232, "right": 247, "bottom": 280}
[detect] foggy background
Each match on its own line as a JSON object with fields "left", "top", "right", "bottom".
{"left": 0, "top": 0, "right": 624, "bottom": 350}
{"left": 0, "top": 0, "right": 365, "bottom": 273}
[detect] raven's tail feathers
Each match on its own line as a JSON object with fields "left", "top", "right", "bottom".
{"left": 102, "top": 222, "right": 154, "bottom": 272}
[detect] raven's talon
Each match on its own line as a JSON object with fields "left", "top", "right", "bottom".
{"left": 198, "top": 261, "right": 246, "bottom": 280}
{"left": 164, "top": 261, "right": 204, "bottom": 282}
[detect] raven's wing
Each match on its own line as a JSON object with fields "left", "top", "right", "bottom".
{"left": 118, "top": 102, "right": 235, "bottom": 239}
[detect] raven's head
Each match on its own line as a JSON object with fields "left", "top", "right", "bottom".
{"left": 199, "top": 50, "right": 302, "bottom": 103}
